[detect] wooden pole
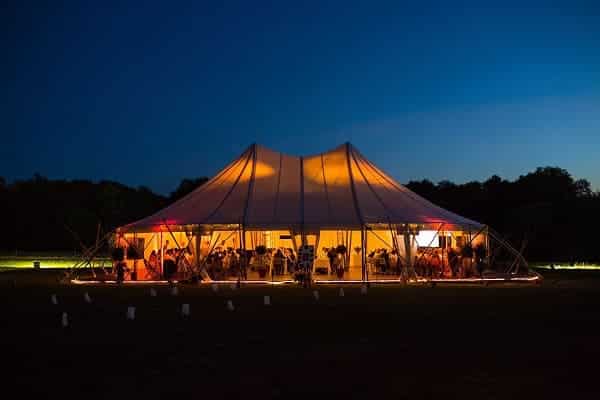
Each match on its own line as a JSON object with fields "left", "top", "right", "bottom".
{"left": 361, "top": 226, "right": 366, "bottom": 282}
{"left": 364, "top": 225, "right": 369, "bottom": 283}
{"left": 485, "top": 226, "right": 491, "bottom": 270}
{"left": 403, "top": 226, "right": 412, "bottom": 274}
{"left": 160, "top": 231, "right": 164, "bottom": 279}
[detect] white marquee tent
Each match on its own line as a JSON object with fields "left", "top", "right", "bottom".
{"left": 93, "top": 143, "right": 534, "bottom": 284}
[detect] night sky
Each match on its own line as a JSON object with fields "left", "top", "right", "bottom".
{"left": 3, "top": 0, "right": 599, "bottom": 194}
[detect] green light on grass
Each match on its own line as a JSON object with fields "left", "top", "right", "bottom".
{"left": 0, "top": 257, "right": 110, "bottom": 269}
{"left": 535, "top": 264, "right": 600, "bottom": 270}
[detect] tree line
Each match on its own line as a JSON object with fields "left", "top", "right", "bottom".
{"left": 405, "top": 167, "right": 599, "bottom": 263}
{"left": 1, "top": 168, "right": 598, "bottom": 262}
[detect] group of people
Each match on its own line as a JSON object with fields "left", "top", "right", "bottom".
{"left": 131, "top": 239, "right": 485, "bottom": 282}
{"left": 413, "top": 248, "right": 484, "bottom": 278}
{"left": 364, "top": 247, "right": 486, "bottom": 279}
{"left": 203, "top": 246, "right": 299, "bottom": 280}
{"left": 367, "top": 248, "right": 401, "bottom": 275}
{"left": 144, "top": 240, "right": 194, "bottom": 280}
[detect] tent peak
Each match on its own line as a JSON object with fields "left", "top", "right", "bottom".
{"left": 251, "top": 142, "right": 359, "bottom": 159}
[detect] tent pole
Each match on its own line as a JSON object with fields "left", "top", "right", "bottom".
{"left": 387, "top": 222, "right": 402, "bottom": 277}
{"left": 403, "top": 225, "right": 413, "bottom": 280}
{"left": 361, "top": 225, "right": 366, "bottom": 282}
{"left": 485, "top": 226, "right": 491, "bottom": 270}
{"left": 364, "top": 225, "right": 369, "bottom": 283}
{"left": 160, "top": 231, "right": 164, "bottom": 279}
{"left": 238, "top": 223, "right": 243, "bottom": 284}
{"left": 441, "top": 231, "right": 445, "bottom": 277}
{"left": 195, "top": 231, "right": 201, "bottom": 276}
{"left": 163, "top": 221, "right": 195, "bottom": 277}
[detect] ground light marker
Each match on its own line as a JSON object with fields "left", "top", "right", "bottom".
{"left": 149, "top": 288, "right": 157, "bottom": 297}
{"left": 313, "top": 290, "right": 319, "bottom": 301}
{"left": 360, "top": 285, "right": 368, "bottom": 295}
{"left": 339, "top": 288, "right": 345, "bottom": 297}
{"left": 51, "top": 294, "right": 58, "bottom": 305}
{"left": 226, "top": 300, "right": 234, "bottom": 311}
{"left": 83, "top": 292, "right": 92, "bottom": 303}
{"left": 181, "top": 303, "right": 190, "bottom": 317}
{"left": 61, "top": 312, "right": 68, "bottom": 328}
{"left": 126, "top": 306, "right": 136, "bottom": 320}
{"left": 263, "top": 295, "right": 271, "bottom": 306}
{"left": 170, "top": 286, "right": 179, "bottom": 296}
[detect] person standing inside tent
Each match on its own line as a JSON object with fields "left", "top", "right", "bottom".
{"left": 285, "top": 248, "right": 296, "bottom": 274}
{"left": 327, "top": 247, "right": 337, "bottom": 275}
{"left": 272, "top": 249, "right": 285, "bottom": 276}
{"left": 430, "top": 250, "right": 441, "bottom": 279}
{"left": 116, "top": 259, "right": 126, "bottom": 284}
{"left": 448, "top": 248, "right": 459, "bottom": 278}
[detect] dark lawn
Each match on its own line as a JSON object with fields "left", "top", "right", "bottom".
{"left": 2, "top": 269, "right": 600, "bottom": 399}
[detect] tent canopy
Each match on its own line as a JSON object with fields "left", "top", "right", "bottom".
{"left": 120, "top": 143, "right": 482, "bottom": 232}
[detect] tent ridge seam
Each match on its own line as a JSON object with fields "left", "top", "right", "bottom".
{"left": 320, "top": 153, "right": 334, "bottom": 224}
{"left": 128, "top": 147, "right": 250, "bottom": 229}
{"left": 358, "top": 149, "right": 477, "bottom": 227}
{"left": 350, "top": 147, "right": 397, "bottom": 222}
{"left": 200, "top": 147, "right": 253, "bottom": 225}
{"left": 242, "top": 144, "right": 257, "bottom": 227}
{"left": 346, "top": 143, "right": 364, "bottom": 225}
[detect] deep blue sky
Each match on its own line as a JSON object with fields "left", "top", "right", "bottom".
{"left": 2, "top": 0, "right": 599, "bottom": 194}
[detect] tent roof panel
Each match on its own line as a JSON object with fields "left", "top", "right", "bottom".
{"left": 120, "top": 143, "right": 483, "bottom": 232}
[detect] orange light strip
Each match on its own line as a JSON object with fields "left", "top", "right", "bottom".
{"left": 72, "top": 276, "right": 540, "bottom": 286}
{"left": 203, "top": 280, "right": 295, "bottom": 285}
{"left": 71, "top": 279, "right": 178, "bottom": 285}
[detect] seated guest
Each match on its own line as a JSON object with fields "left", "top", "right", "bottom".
{"left": 430, "top": 250, "right": 441, "bottom": 278}
{"left": 285, "top": 248, "right": 296, "bottom": 273}
{"left": 148, "top": 250, "right": 158, "bottom": 269}
{"left": 163, "top": 249, "right": 177, "bottom": 280}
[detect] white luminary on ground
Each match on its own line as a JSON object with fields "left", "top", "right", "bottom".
{"left": 126, "top": 306, "right": 136, "bottom": 320}
{"left": 181, "top": 303, "right": 190, "bottom": 317}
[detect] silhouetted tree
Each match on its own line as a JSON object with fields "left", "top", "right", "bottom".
{"left": 406, "top": 167, "right": 600, "bottom": 263}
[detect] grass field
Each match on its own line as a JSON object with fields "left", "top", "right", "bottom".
{"left": 0, "top": 255, "right": 110, "bottom": 269}
{"left": 3, "top": 268, "right": 600, "bottom": 399}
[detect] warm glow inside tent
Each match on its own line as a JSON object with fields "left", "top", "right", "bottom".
{"left": 103, "top": 143, "right": 534, "bottom": 283}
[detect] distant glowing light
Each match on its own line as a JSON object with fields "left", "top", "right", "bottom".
{"left": 415, "top": 230, "right": 439, "bottom": 247}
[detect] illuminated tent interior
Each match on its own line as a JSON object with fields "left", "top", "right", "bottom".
{"left": 83, "top": 143, "right": 536, "bottom": 283}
